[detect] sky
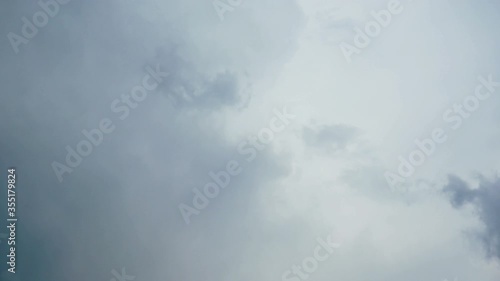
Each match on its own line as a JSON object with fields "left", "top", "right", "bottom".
{"left": 0, "top": 0, "right": 499, "bottom": 281}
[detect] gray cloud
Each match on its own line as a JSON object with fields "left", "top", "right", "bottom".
{"left": 2, "top": 0, "right": 500, "bottom": 280}
{"left": 444, "top": 175, "right": 500, "bottom": 260}
{"left": 303, "top": 124, "right": 360, "bottom": 152}
{"left": 0, "top": 0, "right": 303, "bottom": 280}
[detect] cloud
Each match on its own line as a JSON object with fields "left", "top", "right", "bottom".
{"left": 2, "top": 0, "right": 500, "bottom": 281}
{"left": 444, "top": 175, "right": 500, "bottom": 260}
{"left": 0, "top": 0, "right": 304, "bottom": 280}
{"left": 302, "top": 124, "right": 360, "bottom": 153}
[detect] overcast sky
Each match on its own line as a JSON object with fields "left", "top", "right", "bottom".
{"left": 1, "top": 0, "right": 500, "bottom": 281}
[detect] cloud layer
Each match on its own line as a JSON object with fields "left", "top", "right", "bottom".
{"left": 1, "top": 1, "right": 500, "bottom": 281}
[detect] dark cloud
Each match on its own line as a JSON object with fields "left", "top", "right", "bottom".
{"left": 0, "top": 0, "right": 304, "bottom": 281}
{"left": 444, "top": 175, "right": 500, "bottom": 260}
